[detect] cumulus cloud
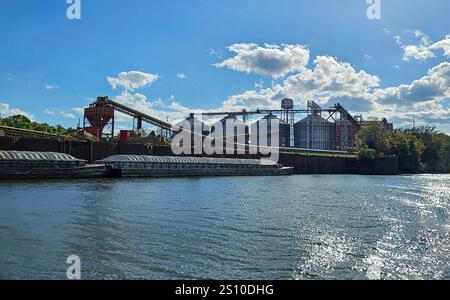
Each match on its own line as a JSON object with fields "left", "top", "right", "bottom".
{"left": 0, "top": 103, "right": 32, "bottom": 119}
{"left": 430, "top": 35, "right": 450, "bottom": 58}
{"left": 112, "top": 92, "right": 189, "bottom": 124}
{"left": 210, "top": 48, "right": 450, "bottom": 128}
{"left": 214, "top": 43, "right": 310, "bottom": 78}
{"left": 107, "top": 71, "right": 160, "bottom": 90}
{"left": 403, "top": 44, "right": 435, "bottom": 61}
{"left": 400, "top": 30, "right": 435, "bottom": 61}
{"left": 374, "top": 62, "right": 450, "bottom": 105}
{"left": 213, "top": 53, "right": 381, "bottom": 113}
{"left": 398, "top": 31, "right": 450, "bottom": 61}
{"left": 103, "top": 41, "right": 450, "bottom": 131}
{"left": 283, "top": 56, "right": 380, "bottom": 98}
{"left": 221, "top": 86, "right": 285, "bottom": 111}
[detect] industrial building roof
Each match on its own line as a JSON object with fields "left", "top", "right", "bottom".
{"left": 296, "top": 114, "right": 334, "bottom": 124}
{"left": 101, "top": 155, "right": 276, "bottom": 165}
{"left": 257, "top": 113, "right": 288, "bottom": 124}
{"left": 177, "top": 115, "right": 211, "bottom": 131}
{"left": 0, "top": 151, "right": 83, "bottom": 161}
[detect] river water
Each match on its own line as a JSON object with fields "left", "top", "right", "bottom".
{"left": 0, "top": 175, "right": 449, "bottom": 280}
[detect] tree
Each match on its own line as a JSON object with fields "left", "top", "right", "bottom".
{"left": 356, "top": 118, "right": 390, "bottom": 155}
{"left": 0, "top": 114, "right": 71, "bottom": 136}
{"left": 387, "top": 130, "right": 425, "bottom": 173}
{"left": 0, "top": 115, "right": 33, "bottom": 129}
{"left": 358, "top": 146, "right": 376, "bottom": 161}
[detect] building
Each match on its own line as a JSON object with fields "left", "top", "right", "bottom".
{"left": 360, "top": 118, "right": 394, "bottom": 133}
{"left": 211, "top": 115, "right": 249, "bottom": 155}
{"left": 175, "top": 114, "right": 210, "bottom": 154}
{"left": 251, "top": 113, "right": 291, "bottom": 149}
{"left": 294, "top": 114, "right": 336, "bottom": 150}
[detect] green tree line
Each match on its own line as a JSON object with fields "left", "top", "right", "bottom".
{"left": 0, "top": 115, "right": 73, "bottom": 136}
{"left": 357, "top": 119, "right": 450, "bottom": 174}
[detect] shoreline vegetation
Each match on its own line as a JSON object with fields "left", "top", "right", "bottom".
{"left": 357, "top": 118, "right": 450, "bottom": 174}
{"left": 0, "top": 115, "right": 74, "bottom": 136}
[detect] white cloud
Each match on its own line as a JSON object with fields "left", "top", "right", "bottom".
{"left": 207, "top": 50, "right": 449, "bottom": 129}
{"left": 221, "top": 86, "right": 284, "bottom": 111}
{"left": 374, "top": 62, "right": 450, "bottom": 106}
{"left": 44, "top": 108, "right": 79, "bottom": 120}
{"left": 394, "top": 35, "right": 402, "bottom": 45}
{"left": 62, "top": 113, "right": 76, "bottom": 119}
{"left": 214, "top": 43, "right": 310, "bottom": 78}
{"left": 282, "top": 56, "right": 380, "bottom": 100}
{"left": 112, "top": 92, "right": 189, "bottom": 124}
{"left": 403, "top": 44, "right": 435, "bottom": 61}
{"left": 430, "top": 35, "right": 450, "bottom": 58}
{"left": 72, "top": 107, "right": 84, "bottom": 115}
{"left": 254, "top": 79, "right": 264, "bottom": 89}
{"left": 153, "top": 99, "right": 164, "bottom": 107}
{"left": 107, "top": 71, "right": 160, "bottom": 91}
{"left": 176, "top": 73, "right": 188, "bottom": 79}
{"left": 364, "top": 54, "right": 372, "bottom": 59}
{"left": 208, "top": 48, "right": 222, "bottom": 58}
{"left": 45, "top": 84, "right": 59, "bottom": 91}
{"left": 0, "top": 103, "right": 32, "bottom": 119}
{"left": 398, "top": 31, "right": 450, "bottom": 61}
{"left": 102, "top": 41, "right": 450, "bottom": 132}
{"left": 44, "top": 109, "right": 56, "bottom": 115}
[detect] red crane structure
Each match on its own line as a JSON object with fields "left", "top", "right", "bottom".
{"left": 83, "top": 96, "right": 175, "bottom": 140}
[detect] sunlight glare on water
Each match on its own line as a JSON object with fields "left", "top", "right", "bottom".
{"left": 0, "top": 175, "right": 449, "bottom": 280}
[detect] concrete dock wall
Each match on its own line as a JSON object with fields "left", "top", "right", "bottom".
{"left": 278, "top": 154, "right": 398, "bottom": 175}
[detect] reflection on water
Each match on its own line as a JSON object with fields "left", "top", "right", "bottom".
{"left": 0, "top": 175, "right": 449, "bottom": 280}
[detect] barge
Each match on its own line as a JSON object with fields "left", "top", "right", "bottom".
{"left": 0, "top": 151, "right": 108, "bottom": 180}
{"left": 0, "top": 151, "right": 293, "bottom": 180}
{"left": 100, "top": 155, "right": 294, "bottom": 178}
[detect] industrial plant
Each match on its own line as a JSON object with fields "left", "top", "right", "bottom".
{"left": 82, "top": 96, "right": 393, "bottom": 153}
{"left": 0, "top": 96, "right": 398, "bottom": 180}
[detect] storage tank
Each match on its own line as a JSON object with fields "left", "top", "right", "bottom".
{"left": 281, "top": 98, "right": 294, "bottom": 110}
{"left": 178, "top": 114, "right": 210, "bottom": 135}
{"left": 175, "top": 114, "right": 210, "bottom": 154}
{"left": 294, "top": 115, "right": 336, "bottom": 150}
{"left": 211, "top": 115, "right": 249, "bottom": 155}
{"left": 252, "top": 113, "right": 290, "bottom": 148}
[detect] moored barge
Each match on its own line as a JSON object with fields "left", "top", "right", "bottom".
{"left": 0, "top": 151, "right": 108, "bottom": 180}
{"left": 100, "top": 155, "right": 294, "bottom": 178}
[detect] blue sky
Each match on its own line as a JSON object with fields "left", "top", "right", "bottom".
{"left": 0, "top": 0, "right": 449, "bottom": 132}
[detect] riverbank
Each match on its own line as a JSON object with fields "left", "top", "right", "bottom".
{"left": 0, "top": 136, "right": 399, "bottom": 175}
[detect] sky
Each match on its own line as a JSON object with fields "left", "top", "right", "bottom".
{"left": 0, "top": 0, "right": 449, "bottom": 132}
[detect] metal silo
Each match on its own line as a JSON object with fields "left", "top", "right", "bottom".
{"left": 175, "top": 114, "right": 210, "bottom": 154}
{"left": 294, "top": 114, "right": 336, "bottom": 150}
{"left": 211, "top": 115, "right": 249, "bottom": 155}
{"left": 252, "top": 113, "right": 291, "bottom": 149}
